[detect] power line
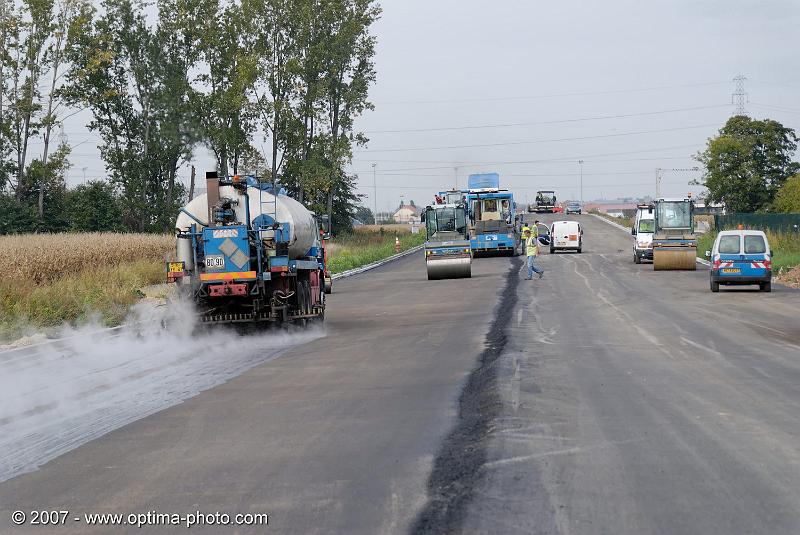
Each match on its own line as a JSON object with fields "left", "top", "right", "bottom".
{"left": 751, "top": 102, "right": 800, "bottom": 114}
{"left": 358, "top": 180, "right": 698, "bottom": 191}
{"left": 370, "top": 170, "right": 656, "bottom": 178}
{"left": 363, "top": 104, "right": 729, "bottom": 134}
{"left": 355, "top": 124, "right": 719, "bottom": 153}
{"left": 350, "top": 154, "right": 694, "bottom": 169}
{"left": 374, "top": 80, "right": 730, "bottom": 105}
{"left": 350, "top": 145, "right": 700, "bottom": 172}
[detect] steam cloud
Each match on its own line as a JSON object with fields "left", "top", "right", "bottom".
{"left": 0, "top": 300, "right": 323, "bottom": 483}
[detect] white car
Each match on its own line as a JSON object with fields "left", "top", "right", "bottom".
{"left": 549, "top": 220, "right": 583, "bottom": 253}
{"left": 632, "top": 204, "right": 655, "bottom": 264}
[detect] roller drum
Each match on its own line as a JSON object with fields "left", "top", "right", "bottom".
{"left": 426, "top": 257, "right": 472, "bottom": 280}
{"left": 653, "top": 247, "right": 697, "bottom": 271}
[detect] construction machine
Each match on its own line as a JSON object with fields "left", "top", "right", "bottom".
{"left": 423, "top": 198, "right": 472, "bottom": 280}
{"left": 652, "top": 198, "right": 697, "bottom": 271}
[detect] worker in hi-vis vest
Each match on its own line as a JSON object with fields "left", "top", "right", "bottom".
{"left": 523, "top": 228, "right": 544, "bottom": 280}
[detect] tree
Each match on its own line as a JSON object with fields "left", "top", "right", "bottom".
{"left": 774, "top": 174, "right": 800, "bottom": 213}
{"left": 66, "top": 180, "right": 122, "bottom": 230}
{"left": 317, "top": 0, "right": 379, "bottom": 227}
{"left": 64, "top": 0, "right": 195, "bottom": 231}
{"left": 696, "top": 116, "right": 800, "bottom": 212}
{"left": 354, "top": 204, "right": 374, "bottom": 224}
{"left": 191, "top": 0, "right": 256, "bottom": 177}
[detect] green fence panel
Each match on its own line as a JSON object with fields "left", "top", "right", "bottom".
{"left": 714, "top": 213, "right": 800, "bottom": 233}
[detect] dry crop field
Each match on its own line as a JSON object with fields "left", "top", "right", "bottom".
{"left": 2, "top": 233, "right": 174, "bottom": 284}
{"left": 0, "top": 233, "right": 174, "bottom": 339}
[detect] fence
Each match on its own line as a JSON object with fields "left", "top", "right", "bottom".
{"left": 714, "top": 213, "right": 800, "bottom": 233}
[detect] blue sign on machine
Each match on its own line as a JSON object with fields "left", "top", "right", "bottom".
{"left": 201, "top": 225, "right": 251, "bottom": 272}
{"left": 467, "top": 173, "right": 500, "bottom": 190}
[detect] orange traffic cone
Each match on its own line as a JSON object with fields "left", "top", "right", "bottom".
{"left": 395, "top": 236, "right": 401, "bottom": 253}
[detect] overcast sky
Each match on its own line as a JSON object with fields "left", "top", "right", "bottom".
{"left": 59, "top": 0, "right": 800, "bottom": 211}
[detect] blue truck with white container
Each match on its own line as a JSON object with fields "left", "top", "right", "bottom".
{"left": 167, "top": 171, "right": 329, "bottom": 325}
{"left": 465, "top": 173, "right": 520, "bottom": 256}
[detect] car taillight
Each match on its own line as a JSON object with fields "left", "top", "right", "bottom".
{"left": 764, "top": 258, "right": 771, "bottom": 269}
{"left": 712, "top": 257, "right": 721, "bottom": 269}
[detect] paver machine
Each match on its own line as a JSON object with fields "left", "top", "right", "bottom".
{"left": 652, "top": 197, "right": 697, "bottom": 271}
{"left": 423, "top": 193, "right": 472, "bottom": 280}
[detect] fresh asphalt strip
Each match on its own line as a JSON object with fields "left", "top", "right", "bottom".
{"left": 411, "top": 255, "right": 523, "bottom": 534}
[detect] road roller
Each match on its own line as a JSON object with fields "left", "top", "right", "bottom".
{"left": 423, "top": 200, "right": 472, "bottom": 280}
{"left": 652, "top": 198, "right": 697, "bottom": 271}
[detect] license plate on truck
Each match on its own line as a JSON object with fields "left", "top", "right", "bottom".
{"left": 205, "top": 255, "right": 225, "bottom": 269}
{"left": 721, "top": 268, "right": 741, "bottom": 274}
{"left": 168, "top": 262, "right": 184, "bottom": 273}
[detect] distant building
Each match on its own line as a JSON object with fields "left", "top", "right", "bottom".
{"left": 393, "top": 202, "right": 422, "bottom": 223}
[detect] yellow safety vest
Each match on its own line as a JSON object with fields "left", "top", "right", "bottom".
{"left": 525, "top": 236, "right": 539, "bottom": 256}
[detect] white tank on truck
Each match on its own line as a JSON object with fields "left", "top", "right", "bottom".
{"left": 175, "top": 181, "right": 319, "bottom": 269}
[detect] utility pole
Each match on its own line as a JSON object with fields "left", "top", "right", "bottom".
{"left": 189, "top": 165, "right": 196, "bottom": 200}
{"left": 578, "top": 159, "right": 584, "bottom": 204}
{"left": 372, "top": 163, "right": 377, "bottom": 224}
{"left": 656, "top": 167, "right": 700, "bottom": 198}
{"left": 732, "top": 75, "right": 748, "bottom": 116}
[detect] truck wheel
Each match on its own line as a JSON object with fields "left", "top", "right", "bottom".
{"left": 710, "top": 279, "right": 719, "bottom": 293}
{"left": 634, "top": 253, "right": 641, "bottom": 264}
{"left": 549, "top": 246, "right": 555, "bottom": 254}
{"left": 760, "top": 282, "right": 772, "bottom": 293}
{"left": 577, "top": 247, "right": 582, "bottom": 254}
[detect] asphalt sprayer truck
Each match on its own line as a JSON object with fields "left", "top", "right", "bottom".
{"left": 423, "top": 192, "right": 472, "bottom": 280}
{"left": 652, "top": 197, "right": 697, "bottom": 271}
{"left": 466, "top": 173, "right": 521, "bottom": 256}
{"left": 166, "top": 172, "right": 329, "bottom": 325}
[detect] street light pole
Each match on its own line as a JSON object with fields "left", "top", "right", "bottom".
{"left": 578, "top": 160, "right": 584, "bottom": 205}
{"left": 372, "top": 163, "right": 377, "bottom": 224}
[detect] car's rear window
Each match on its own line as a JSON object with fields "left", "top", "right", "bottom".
{"left": 744, "top": 234, "right": 766, "bottom": 254}
{"left": 718, "top": 235, "right": 740, "bottom": 254}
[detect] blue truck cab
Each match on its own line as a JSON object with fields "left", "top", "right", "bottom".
{"left": 466, "top": 173, "right": 520, "bottom": 256}
{"left": 707, "top": 230, "right": 772, "bottom": 292}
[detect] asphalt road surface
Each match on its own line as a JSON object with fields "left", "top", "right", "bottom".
{"left": 2, "top": 214, "right": 800, "bottom": 534}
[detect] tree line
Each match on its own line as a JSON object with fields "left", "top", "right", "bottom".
{"left": 0, "top": 0, "right": 380, "bottom": 234}
{"left": 697, "top": 115, "right": 800, "bottom": 213}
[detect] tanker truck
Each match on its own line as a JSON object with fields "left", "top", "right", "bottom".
{"left": 166, "top": 171, "right": 329, "bottom": 325}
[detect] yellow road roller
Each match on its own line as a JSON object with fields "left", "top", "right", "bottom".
{"left": 652, "top": 198, "right": 697, "bottom": 271}
{"left": 423, "top": 201, "right": 472, "bottom": 280}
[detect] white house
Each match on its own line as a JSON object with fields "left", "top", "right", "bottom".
{"left": 393, "top": 203, "right": 422, "bottom": 223}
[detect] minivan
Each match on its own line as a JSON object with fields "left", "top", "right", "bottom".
{"left": 706, "top": 230, "right": 772, "bottom": 292}
{"left": 550, "top": 220, "right": 583, "bottom": 253}
{"left": 631, "top": 204, "right": 655, "bottom": 264}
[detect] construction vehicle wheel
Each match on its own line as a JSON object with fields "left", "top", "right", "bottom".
{"left": 760, "top": 282, "right": 772, "bottom": 293}
{"left": 653, "top": 248, "right": 697, "bottom": 271}
{"left": 324, "top": 275, "right": 332, "bottom": 294}
{"left": 710, "top": 279, "right": 719, "bottom": 293}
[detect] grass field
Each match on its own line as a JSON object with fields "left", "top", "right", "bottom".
{"left": 0, "top": 229, "right": 424, "bottom": 341}
{"left": 590, "top": 209, "right": 633, "bottom": 228}
{"left": 0, "top": 233, "right": 174, "bottom": 340}
{"left": 328, "top": 230, "right": 425, "bottom": 274}
{"left": 697, "top": 230, "right": 800, "bottom": 272}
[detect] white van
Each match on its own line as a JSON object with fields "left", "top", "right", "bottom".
{"left": 632, "top": 204, "right": 655, "bottom": 264}
{"left": 549, "top": 220, "right": 583, "bottom": 253}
